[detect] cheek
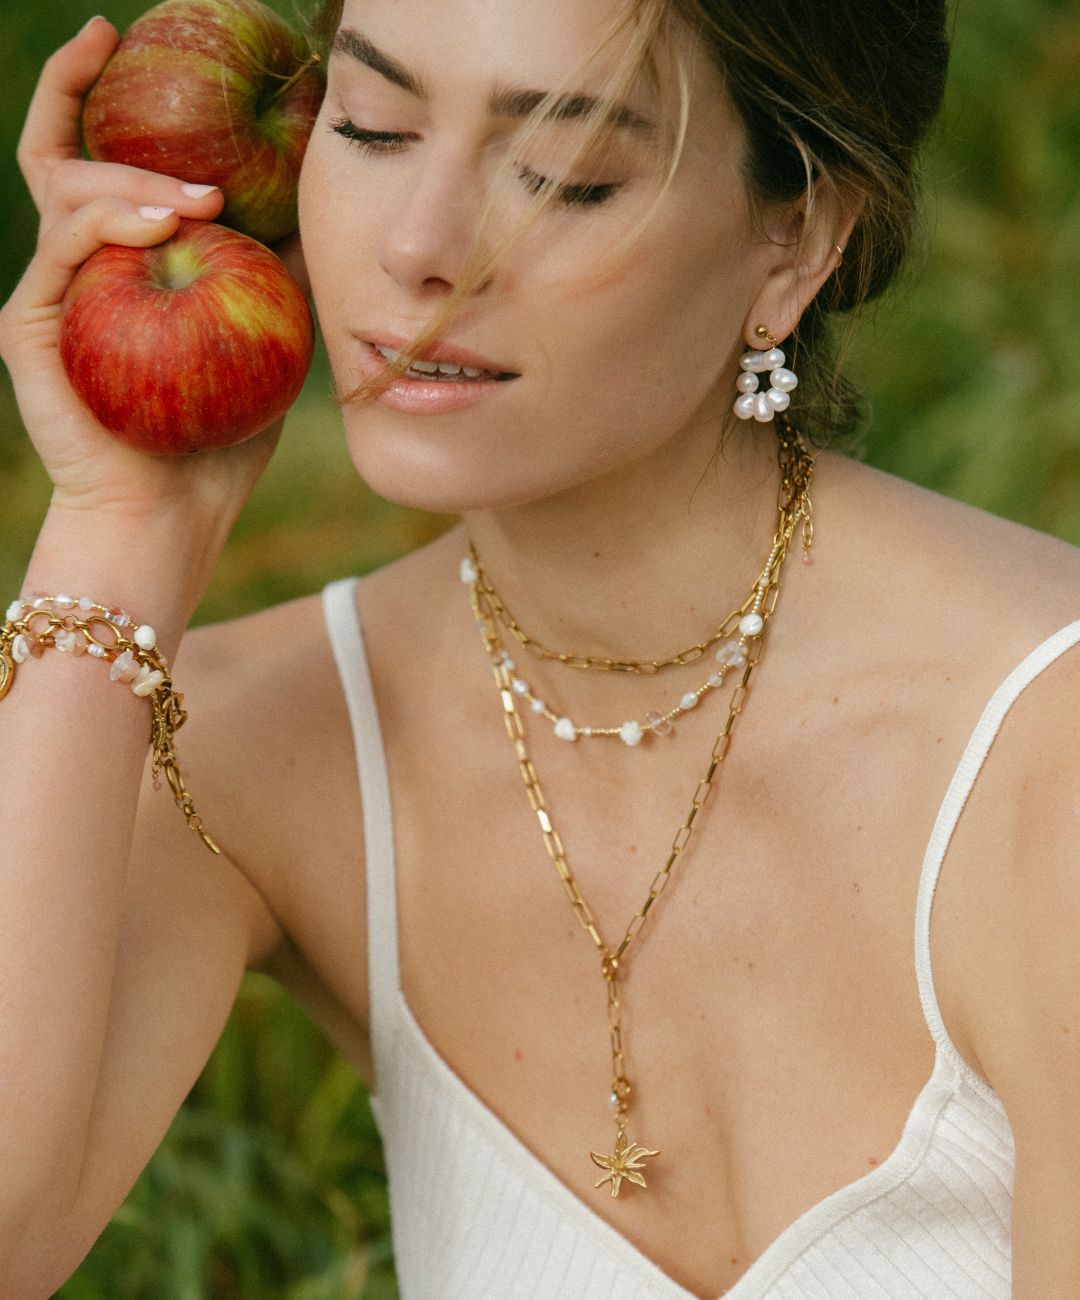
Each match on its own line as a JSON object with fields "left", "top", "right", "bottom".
{"left": 529, "top": 202, "right": 754, "bottom": 455}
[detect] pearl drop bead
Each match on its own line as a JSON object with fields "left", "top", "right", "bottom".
{"left": 459, "top": 556, "right": 478, "bottom": 584}
{"left": 88, "top": 644, "right": 108, "bottom": 659}
{"left": 54, "top": 594, "right": 77, "bottom": 611}
{"left": 680, "top": 691, "right": 699, "bottom": 710}
{"left": 708, "top": 672, "right": 723, "bottom": 687}
{"left": 753, "top": 393, "right": 773, "bottom": 422}
{"left": 769, "top": 367, "right": 798, "bottom": 393}
{"left": 554, "top": 717, "right": 577, "bottom": 741}
{"left": 765, "top": 388, "right": 791, "bottom": 412}
{"left": 736, "top": 372, "right": 759, "bottom": 394}
{"left": 511, "top": 678, "right": 528, "bottom": 695}
{"left": 11, "top": 634, "right": 30, "bottom": 664}
{"left": 133, "top": 625, "right": 157, "bottom": 651}
{"left": 531, "top": 698, "right": 546, "bottom": 713}
{"left": 733, "top": 393, "right": 756, "bottom": 421}
{"left": 79, "top": 597, "right": 95, "bottom": 611}
{"left": 739, "top": 612, "right": 764, "bottom": 637}
{"left": 5, "top": 600, "right": 23, "bottom": 623}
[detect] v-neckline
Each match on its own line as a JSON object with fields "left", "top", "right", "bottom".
{"left": 377, "top": 987, "right": 962, "bottom": 1300}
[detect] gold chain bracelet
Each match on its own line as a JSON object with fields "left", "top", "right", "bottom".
{"left": 1, "top": 594, "right": 220, "bottom": 854}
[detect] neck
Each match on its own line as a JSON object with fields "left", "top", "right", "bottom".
{"left": 461, "top": 419, "right": 796, "bottom": 666}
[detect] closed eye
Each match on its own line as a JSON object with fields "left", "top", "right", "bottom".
{"left": 329, "top": 116, "right": 622, "bottom": 208}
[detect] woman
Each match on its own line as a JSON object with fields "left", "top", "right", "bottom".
{"left": 1, "top": 0, "right": 1078, "bottom": 1296}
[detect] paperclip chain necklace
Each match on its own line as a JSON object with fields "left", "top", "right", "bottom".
{"left": 464, "top": 421, "right": 814, "bottom": 1197}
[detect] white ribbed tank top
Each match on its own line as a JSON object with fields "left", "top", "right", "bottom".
{"left": 322, "top": 577, "right": 1080, "bottom": 1299}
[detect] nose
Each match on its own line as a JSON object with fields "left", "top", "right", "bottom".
{"left": 378, "top": 146, "right": 494, "bottom": 300}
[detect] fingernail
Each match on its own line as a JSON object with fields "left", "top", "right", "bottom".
{"left": 79, "top": 15, "right": 106, "bottom": 35}
{"left": 139, "top": 206, "right": 176, "bottom": 221}
{"left": 180, "top": 183, "right": 220, "bottom": 198}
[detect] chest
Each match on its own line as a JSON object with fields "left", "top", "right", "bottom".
{"left": 363, "top": 650, "right": 979, "bottom": 1296}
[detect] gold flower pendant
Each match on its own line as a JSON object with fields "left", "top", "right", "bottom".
{"left": 590, "top": 1130, "right": 661, "bottom": 1197}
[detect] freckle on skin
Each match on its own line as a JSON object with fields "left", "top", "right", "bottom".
{"left": 832, "top": 695, "right": 839, "bottom": 704}
{"left": 1063, "top": 1025, "right": 1071, "bottom": 1035}
{"left": 514, "top": 1047, "right": 524, "bottom": 1061}
{"left": 730, "top": 1257, "right": 739, "bottom": 1266}
{"left": 868, "top": 1155, "right": 879, "bottom": 1166}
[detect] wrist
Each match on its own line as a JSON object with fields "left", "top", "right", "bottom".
{"left": 18, "top": 500, "right": 225, "bottom": 657}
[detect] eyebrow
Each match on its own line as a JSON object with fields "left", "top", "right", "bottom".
{"left": 331, "top": 27, "right": 657, "bottom": 136}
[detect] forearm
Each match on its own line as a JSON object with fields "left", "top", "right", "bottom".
{"left": 0, "top": 501, "right": 222, "bottom": 1239}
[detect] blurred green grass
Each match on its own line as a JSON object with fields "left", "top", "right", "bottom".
{"left": 1, "top": 0, "right": 1079, "bottom": 1296}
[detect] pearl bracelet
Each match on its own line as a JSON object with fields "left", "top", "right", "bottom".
{"left": 0, "top": 593, "right": 220, "bottom": 854}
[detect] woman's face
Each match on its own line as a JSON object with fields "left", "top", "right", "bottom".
{"left": 299, "top": 0, "right": 773, "bottom": 513}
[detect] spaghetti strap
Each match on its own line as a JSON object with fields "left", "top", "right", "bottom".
{"left": 914, "top": 617, "right": 1080, "bottom": 1090}
{"left": 322, "top": 577, "right": 401, "bottom": 1097}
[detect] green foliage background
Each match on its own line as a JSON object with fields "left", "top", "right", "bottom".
{"left": 1, "top": 1, "right": 1078, "bottom": 1295}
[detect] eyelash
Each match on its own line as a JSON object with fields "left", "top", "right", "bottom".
{"left": 329, "top": 116, "right": 621, "bottom": 208}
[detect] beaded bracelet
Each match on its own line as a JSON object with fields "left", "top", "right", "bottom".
{"left": 0, "top": 593, "right": 220, "bottom": 854}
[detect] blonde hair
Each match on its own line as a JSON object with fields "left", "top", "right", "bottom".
{"left": 308, "top": 0, "right": 949, "bottom": 446}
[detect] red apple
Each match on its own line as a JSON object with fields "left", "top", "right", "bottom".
{"left": 83, "top": 0, "right": 324, "bottom": 246}
{"left": 59, "top": 220, "right": 314, "bottom": 454}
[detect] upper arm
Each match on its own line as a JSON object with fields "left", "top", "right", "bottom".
{"left": 961, "top": 638, "right": 1080, "bottom": 1296}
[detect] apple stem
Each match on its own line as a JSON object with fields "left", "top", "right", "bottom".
{"left": 267, "top": 52, "right": 323, "bottom": 109}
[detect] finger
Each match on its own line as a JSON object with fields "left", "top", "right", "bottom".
{"left": 17, "top": 17, "right": 120, "bottom": 213}
{"left": 40, "top": 158, "right": 225, "bottom": 228}
{"left": 9, "top": 198, "right": 180, "bottom": 321}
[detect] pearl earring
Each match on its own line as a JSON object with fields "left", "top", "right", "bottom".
{"left": 733, "top": 326, "right": 799, "bottom": 423}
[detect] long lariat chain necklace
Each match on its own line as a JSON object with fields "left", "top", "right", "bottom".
{"left": 462, "top": 422, "right": 814, "bottom": 1196}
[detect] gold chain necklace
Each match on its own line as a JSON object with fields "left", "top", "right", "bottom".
{"left": 464, "top": 422, "right": 814, "bottom": 1196}
{"left": 465, "top": 424, "right": 813, "bottom": 676}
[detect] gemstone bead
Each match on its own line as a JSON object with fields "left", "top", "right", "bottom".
{"left": 132, "top": 667, "right": 165, "bottom": 698}
{"left": 645, "top": 710, "right": 673, "bottom": 737}
{"left": 55, "top": 628, "right": 86, "bottom": 655}
{"left": 620, "top": 719, "right": 644, "bottom": 747}
{"left": 554, "top": 717, "right": 577, "bottom": 741}
{"left": 133, "top": 625, "right": 157, "bottom": 651}
{"left": 715, "top": 638, "right": 747, "bottom": 667}
{"left": 531, "top": 698, "right": 546, "bottom": 713}
{"left": 109, "top": 650, "right": 140, "bottom": 684}
{"left": 11, "top": 634, "right": 30, "bottom": 664}
{"left": 79, "top": 597, "right": 95, "bottom": 611}
{"left": 54, "top": 594, "right": 77, "bottom": 612}
{"left": 5, "top": 600, "right": 23, "bottom": 622}
{"left": 459, "top": 556, "right": 478, "bottom": 584}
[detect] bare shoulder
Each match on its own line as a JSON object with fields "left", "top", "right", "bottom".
{"left": 826, "top": 452, "right": 1080, "bottom": 1118}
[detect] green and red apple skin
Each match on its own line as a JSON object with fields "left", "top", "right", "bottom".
{"left": 59, "top": 220, "right": 315, "bottom": 455}
{"left": 83, "top": 0, "right": 325, "bottom": 246}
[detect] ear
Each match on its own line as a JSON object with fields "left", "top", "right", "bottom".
{"left": 741, "top": 179, "right": 863, "bottom": 347}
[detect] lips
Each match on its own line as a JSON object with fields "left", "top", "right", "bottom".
{"left": 361, "top": 330, "right": 519, "bottom": 377}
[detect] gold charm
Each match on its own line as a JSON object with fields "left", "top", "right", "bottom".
{"left": 590, "top": 1130, "right": 660, "bottom": 1197}
{"left": 0, "top": 647, "right": 14, "bottom": 703}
